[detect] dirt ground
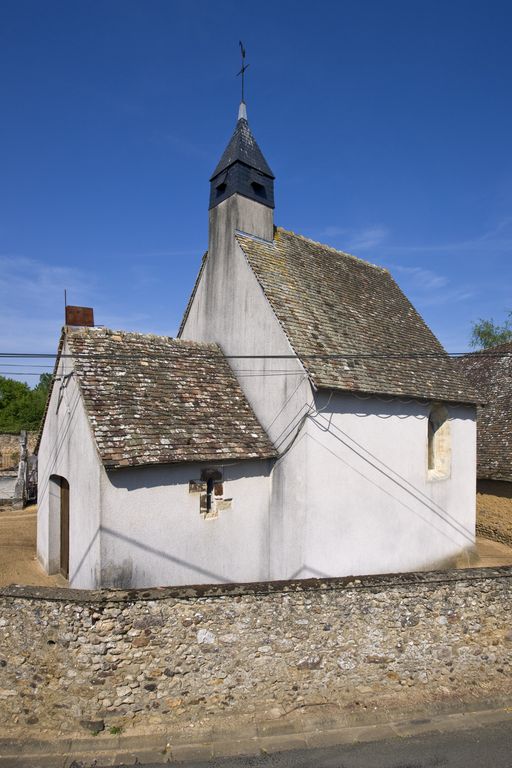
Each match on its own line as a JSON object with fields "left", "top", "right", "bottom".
{"left": 0, "top": 503, "right": 512, "bottom": 589}
{"left": 0, "top": 504, "right": 65, "bottom": 588}
{"left": 477, "top": 482, "right": 512, "bottom": 547}
{"left": 455, "top": 536, "right": 512, "bottom": 568}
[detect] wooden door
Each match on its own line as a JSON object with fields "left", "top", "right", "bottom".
{"left": 60, "top": 478, "right": 70, "bottom": 578}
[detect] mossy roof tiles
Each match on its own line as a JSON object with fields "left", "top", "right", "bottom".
{"left": 236, "top": 227, "right": 480, "bottom": 404}
{"left": 455, "top": 342, "right": 512, "bottom": 480}
{"left": 65, "top": 328, "right": 277, "bottom": 469}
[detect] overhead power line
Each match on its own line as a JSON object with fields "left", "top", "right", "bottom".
{"left": 0, "top": 350, "right": 510, "bottom": 360}
{"left": 0, "top": 363, "right": 55, "bottom": 368}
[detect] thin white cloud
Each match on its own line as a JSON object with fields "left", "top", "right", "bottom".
{"left": 319, "top": 225, "right": 348, "bottom": 238}
{"left": 387, "top": 264, "right": 474, "bottom": 308}
{"left": 391, "top": 217, "right": 512, "bottom": 255}
{"left": 0, "top": 254, "right": 95, "bottom": 368}
{"left": 390, "top": 265, "right": 449, "bottom": 290}
{"left": 347, "top": 227, "right": 389, "bottom": 252}
{"left": 317, "top": 225, "right": 389, "bottom": 252}
{"left": 414, "top": 288, "right": 475, "bottom": 307}
{"left": 0, "top": 254, "right": 94, "bottom": 314}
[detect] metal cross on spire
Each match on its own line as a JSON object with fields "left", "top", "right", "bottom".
{"left": 237, "top": 40, "right": 249, "bottom": 103}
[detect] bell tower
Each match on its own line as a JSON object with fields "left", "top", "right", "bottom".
{"left": 208, "top": 100, "right": 275, "bottom": 245}
{"left": 209, "top": 101, "right": 275, "bottom": 213}
{"left": 208, "top": 44, "right": 274, "bottom": 244}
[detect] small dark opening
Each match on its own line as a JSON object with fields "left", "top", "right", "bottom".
{"left": 216, "top": 182, "right": 227, "bottom": 196}
{"left": 251, "top": 181, "right": 267, "bottom": 198}
{"left": 206, "top": 477, "right": 214, "bottom": 512}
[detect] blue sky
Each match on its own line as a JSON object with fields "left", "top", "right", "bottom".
{"left": 1, "top": 0, "right": 511, "bottom": 382}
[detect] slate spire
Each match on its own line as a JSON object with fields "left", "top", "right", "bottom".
{"left": 209, "top": 102, "right": 275, "bottom": 210}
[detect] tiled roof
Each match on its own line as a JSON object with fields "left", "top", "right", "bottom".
{"left": 211, "top": 117, "right": 274, "bottom": 180}
{"left": 454, "top": 343, "right": 512, "bottom": 480}
{"left": 235, "top": 228, "right": 480, "bottom": 404}
{"left": 65, "top": 328, "right": 277, "bottom": 469}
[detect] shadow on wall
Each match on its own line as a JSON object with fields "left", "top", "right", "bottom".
{"left": 307, "top": 420, "right": 474, "bottom": 549}
{"left": 478, "top": 479, "right": 512, "bottom": 499}
{"left": 70, "top": 524, "right": 243, "bottom": 587}
{"left": 316, "top": 390, "right": 476, "bottom": 423}
{"left": 274, "top": 393, "right": 475, "bottom": 551}
{"left": 107, "top": 458, "right": 273, "bottom": 491}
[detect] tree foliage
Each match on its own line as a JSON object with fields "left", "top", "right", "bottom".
{"left": 0, "top": 374, "right": 51, "bottom": 432}
{"left": 470, "top": 310, "right": 512, "bottom": 350}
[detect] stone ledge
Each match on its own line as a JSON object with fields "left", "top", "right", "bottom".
{"left": 1, "top": 565, "right": 512, "bottom": 604}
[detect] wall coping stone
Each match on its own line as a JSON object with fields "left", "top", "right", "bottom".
{"left": 1, "top": 566, "right": 511, "bottom": 604}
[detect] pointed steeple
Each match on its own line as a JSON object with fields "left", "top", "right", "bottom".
{"left": 209, "top": 102, "right": 275, "bottom": 210}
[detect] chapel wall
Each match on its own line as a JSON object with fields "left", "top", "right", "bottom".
{"left": 99, "top": 459, "right": 274, "bottom": 588}
{"left": 37, "top": 341, "right": 102, "bottom": 587}
{"left": 180, "top": 202, "right": 314, "bottom": 583}
{"left": 301, "top": 392, "right": 477, "bottom": 577}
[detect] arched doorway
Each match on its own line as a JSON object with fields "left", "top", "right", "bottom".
{"left": 59, "top": 477, "right": 70, "bottom": 578}
{"left": 49, "top": 475, "right": 70, "bottom": 578}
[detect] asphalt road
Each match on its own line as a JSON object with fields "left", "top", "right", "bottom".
{"left": 107, "top": 720, "right": 512, "bottom": 768}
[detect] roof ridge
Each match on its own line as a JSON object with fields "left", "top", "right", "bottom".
{"left": 458, "top": 340, "right": 512, "bottom": 358}
{"left": 66, "top": 326, "right": 220, "bottom": 351}
{"left": 275, "top": 227, "right": 389, "bottom": 273}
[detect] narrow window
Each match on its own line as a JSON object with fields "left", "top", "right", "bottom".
{"left": 427, "top": 404, "right": 451, "bottom": 479}
{"left": 205, "top": 477, "right": 214, "bottom": 513}
{"left": 428, "top": 413, "right": 436, "bottom": 470}
{"left": 199, "top": 469, "right": 224, "bottom": 519}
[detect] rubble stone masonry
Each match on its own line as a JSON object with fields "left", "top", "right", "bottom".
{"left": 0, "top": 433, "right": 37, "bottom": 469}
{"left": 0, "top": 568, "right": 511, "bottom": 738}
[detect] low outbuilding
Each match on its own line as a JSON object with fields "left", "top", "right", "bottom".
{"left": 36, "top": 328, "right": 276, "bottom": 587}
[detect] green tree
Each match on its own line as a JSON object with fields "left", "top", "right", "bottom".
{"left": 0, "top": 373, "right": 52, "bottom": 432}
{"left": 470, "top": 310, "right": 512, "bottom": 349}
{"left": 36, "top": 372, "right": 52, "bottom": 392}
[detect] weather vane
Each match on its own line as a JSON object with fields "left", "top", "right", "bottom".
{"left": 237, "top": 41, "right": 249, "bottom": 103}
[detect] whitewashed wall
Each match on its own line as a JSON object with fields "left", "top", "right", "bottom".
{"left": 297, "top": 393, "right": 477, "bottom": 579}
{"left": 37, "top": 340, "right": 102, "bottom": 587}
{"left": 180, "top": 195, "right": 314, "bottom": 584}
{"left": 99, "top": 460, "right": 273, "bottom": 588}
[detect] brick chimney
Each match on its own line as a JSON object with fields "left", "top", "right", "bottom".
{"left": 65, "top": 306, "right": 95, "bottom": 327}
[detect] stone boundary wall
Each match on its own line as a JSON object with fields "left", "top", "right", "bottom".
{"left": 1, "top": 568, "right": 511, "bottom": 738}
{"left": 477, "top": 523, "right": 512, "bottom": 548}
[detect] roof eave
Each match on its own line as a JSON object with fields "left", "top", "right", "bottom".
{"left": 103, "top": 451, "right": 278, "bottom": 471}
{"left": 34, "top": 327, "right": 68, "bottom": 455}
{"left": 313, "top": 382, "right": 483, "bottom": 407}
